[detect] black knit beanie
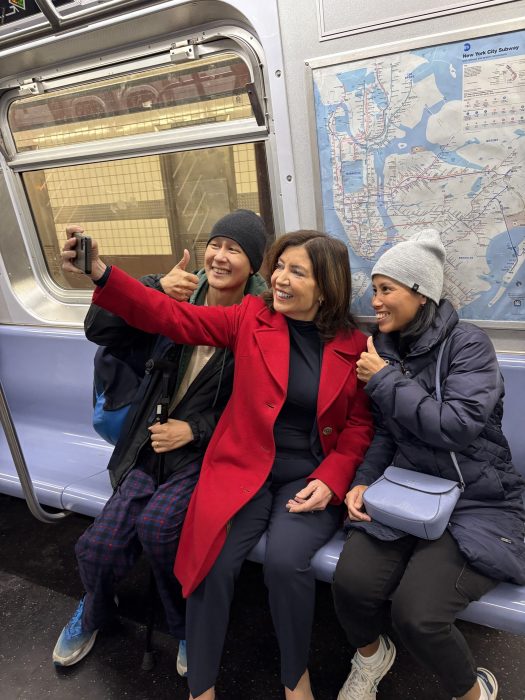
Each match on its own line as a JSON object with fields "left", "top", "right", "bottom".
{"left": 207, "top": 209, "right": 267, "bottom": 273}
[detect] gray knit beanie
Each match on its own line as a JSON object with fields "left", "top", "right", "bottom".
{"left": 207, "top": 209, "right": 267, "bottom": 273}
{"left": 371, "top": 229, "right": 446, "bottom": 304}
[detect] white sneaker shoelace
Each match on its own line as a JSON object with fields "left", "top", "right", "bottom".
{"left": 338, "top": 636, "right": 396, "bottom": 700}
{"left": 342, "top": 658, "right": 381, "bottom": 697}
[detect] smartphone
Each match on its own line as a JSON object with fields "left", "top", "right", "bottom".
{"left": 73, "top": 233, "right": 92, "bottom": 275}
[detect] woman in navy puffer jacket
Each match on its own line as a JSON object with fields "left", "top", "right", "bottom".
{"left": 332, "top": 230, "right": 525, "bottom": 700}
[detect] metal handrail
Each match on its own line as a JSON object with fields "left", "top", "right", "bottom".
{"left": 0, "top": 379, "right": 69, "bottom": 523}
{"left": 33, "top": 0, "right": 60, "bottom": 30}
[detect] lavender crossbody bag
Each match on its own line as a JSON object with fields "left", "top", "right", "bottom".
{"left": 362, "top": 339, "right": 465, "bottom": 540}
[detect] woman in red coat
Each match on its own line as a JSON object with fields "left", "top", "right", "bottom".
{"left": 63, "top": 229, "right": 373, "bottom": 700}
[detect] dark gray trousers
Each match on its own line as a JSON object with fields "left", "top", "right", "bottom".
{"left": 332, "top": 529, "right": 497, "bottom": 697}
{"left": 186, "top": 477, "right": 341, "bottom": 697}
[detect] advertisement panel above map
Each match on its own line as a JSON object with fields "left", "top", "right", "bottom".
{"left": 317, "top": 0, "right": 520, "bottom": 40}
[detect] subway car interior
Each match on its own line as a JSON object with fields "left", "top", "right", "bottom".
{"left": 0, "top": 1, "right": 525, "bottom": 698}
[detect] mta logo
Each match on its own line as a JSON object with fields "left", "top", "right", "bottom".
{"left": 464, "top": 42, "right": 471, "bottom": 51}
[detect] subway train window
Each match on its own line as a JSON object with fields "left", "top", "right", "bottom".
{"left": 22, "top": 142, "right": 273, "bottom": 290}
{"left": 8, "top": 54, "right": 255, "bottom": 152}
{"left": 2, "top": 35, "right": 272, "bottom": 293}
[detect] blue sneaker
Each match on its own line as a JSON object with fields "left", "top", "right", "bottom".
{"left": 176, "top": 639, "right": 188, "bottom": 677}
{"left": 477, "top": 668, "right": 498, "bottom": 699}
{"left": 52, "top": 597, "right": 98, "bottom": 667}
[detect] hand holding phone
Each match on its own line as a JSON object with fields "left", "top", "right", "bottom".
{"left": 73, "top": 233, "right": 92, "bottom": 275}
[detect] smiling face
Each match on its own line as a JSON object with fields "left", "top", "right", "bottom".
{"left": 271, "top": 244, "right": 321, "bottom": 321}
{"left": 372, "top": 274, "right": 427, "bottom": 333}
{"left": 204, "top": 236, "right": 252, "bottom": 291}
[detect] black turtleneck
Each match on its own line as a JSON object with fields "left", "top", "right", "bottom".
{"left": 272, "top": 317, "right": 324, "bottom": 478}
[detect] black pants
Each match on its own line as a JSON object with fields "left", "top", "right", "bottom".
{"left": 186, "top": 476, "right": 341, "bottom": 697}
{"left": 332, "top": 529, "right": 497, "bottom": 697}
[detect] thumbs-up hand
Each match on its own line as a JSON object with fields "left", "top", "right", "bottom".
{"left": 366, "top": 335, "right": 378, "bottom": 355}
{"left": 176, "top": 249, "right": 191, "bottom": 271}
{"left": 160, "top": 249, "right": 199, "bottom": 300}
{"left": 356, "top": 335, "right": 388, "bottom": 384}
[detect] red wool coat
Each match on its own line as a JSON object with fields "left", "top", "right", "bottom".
{"left": 93, "top": 267, "right": 374, "bottom": 596}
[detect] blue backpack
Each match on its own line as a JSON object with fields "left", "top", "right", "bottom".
{"left": 92, "top": 346, "right": 143, "bottom": 445}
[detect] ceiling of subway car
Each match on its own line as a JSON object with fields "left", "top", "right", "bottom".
{"left": 0, "top": 0, "right": 255, "bottom": 87}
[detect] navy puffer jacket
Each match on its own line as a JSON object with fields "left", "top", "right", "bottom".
{"left": 351, "top": 300, "right": 525, "bottom": 584}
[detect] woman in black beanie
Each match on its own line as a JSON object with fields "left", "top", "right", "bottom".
{"left": 206, "top": 209, "right": 268, "bottom": 274}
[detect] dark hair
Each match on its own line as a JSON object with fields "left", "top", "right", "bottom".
{"left": 395, "top": 298, "right": 439, "bottom": 355}
{"left": 261, "top": 230, "right": 357, "bottom": 341}
{"left": 400, "top": 297, "right": 438, "bottom": 339}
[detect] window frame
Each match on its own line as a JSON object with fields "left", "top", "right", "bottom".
{"left": 0, "top": 25, "right": 272, "bottom": 306}
{"left": 2, "top": 33, "right": 268, "bottom": 166}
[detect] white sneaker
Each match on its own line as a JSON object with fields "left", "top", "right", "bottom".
{"left": 338, "top": 635, "right": 396, "bottom": 700}
{"left": 477, "top": 668, "right": 498, "bottom": 699}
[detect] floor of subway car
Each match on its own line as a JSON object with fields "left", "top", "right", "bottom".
{"left": 1, "top": 493, "right": 524, "bottom": 700}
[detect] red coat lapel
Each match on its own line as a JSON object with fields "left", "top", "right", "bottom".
{"left": 253, "top": 307, "right": 289, "bottom": 395}
{"left": 318, "top": 334, "right": 360, "bottom": 416}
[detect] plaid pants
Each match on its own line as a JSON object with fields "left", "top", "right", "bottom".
{"left": 75, "top": 461, "right": 200, "bottom": 638}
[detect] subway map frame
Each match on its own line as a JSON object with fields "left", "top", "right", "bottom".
{"left": 309, "top": 22, "right": 525, "bottom": 327}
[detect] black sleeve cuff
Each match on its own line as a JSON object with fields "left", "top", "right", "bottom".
{"left": 185, "top": 417, "right": 199, "bottom": 445}
{"left": 93, "top": 265, "right": 112, "bottom": 287}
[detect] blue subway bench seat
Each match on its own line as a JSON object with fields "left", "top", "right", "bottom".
{"left": 0, "top": 326, "right": 524, "bottom": 635}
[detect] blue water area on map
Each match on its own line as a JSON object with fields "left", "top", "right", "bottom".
{"left": 313, "top": 85, "right": 377, "bottom": 302}
{"left": 327, "top": 65, "right": 482, "bottom": 177}
{"left": 461, "top": 225, "right": 525, "bottom": 320}
{"left": 369, "top": 146, "right": 396, "bottom": 233}
{"left": 468, "top": 177, "right": 483, "bottom": 197}
{"left": 337, "top": 68, "right": 367, "bottom": 93}
{"left": 516, "top": 129, "right": 525, "bottom": 138}
{"left": 411, "top": 50, "right": 462, "bottom": 101}
{"left": 335, "top": 103, "right": 351, "bottom": 134}
{"left": 337, "top": 69, "right": 388, "bottom": 114}
{"left": 437, "top": 147, "right": 484, "bottom": 169}
{"left": 377, "top": 191, "right": 396, "bottom": 236}
{"left": 371, "top": 86, "right": 388, "bottom": 110}
{"left": 354, "top": 285, "right": 374, "bottom": 315}
{"left": 371, "top": 98, "right": 483, "bottom": 198}
{"left": 342, "top": 160, "right": 364, "bottom": 193}
{"left": 382, "top": 97, "right": 483, "bottom": 175}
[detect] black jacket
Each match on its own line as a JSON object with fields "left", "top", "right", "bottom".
{"left": 85, "top": 270, "right": 266, "bottom": 488}
{"left": 351, "top": 300, "right": 525, "bottom": 584}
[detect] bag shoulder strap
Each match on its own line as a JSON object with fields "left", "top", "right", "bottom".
{"left": 434, "top": 337, "right": 465, "bottom": 490}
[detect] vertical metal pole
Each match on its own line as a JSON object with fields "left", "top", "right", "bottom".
{"left": 0, "top": 380, "right": 69, "bottom": 523}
